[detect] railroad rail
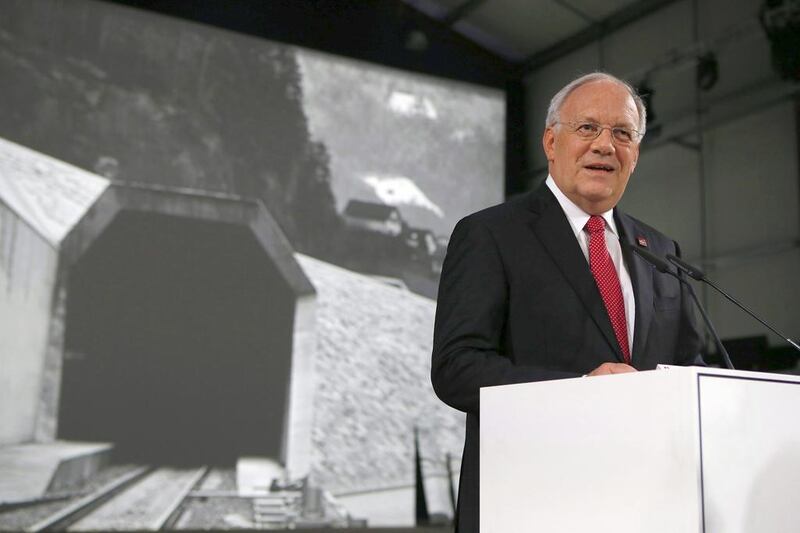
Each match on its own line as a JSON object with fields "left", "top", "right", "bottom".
{"left": 5, "top": 464, "right": 360, "bottom": 530}
{"left": 22, "top": 466, "right": 208, "bottom": 532}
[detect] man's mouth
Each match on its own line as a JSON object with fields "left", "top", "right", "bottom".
{"left": 584, "top": 163, "right": 615, "bottom": 172}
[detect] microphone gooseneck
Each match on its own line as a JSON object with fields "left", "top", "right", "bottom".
{"left": 665, "top": 254, "right": 800, "bottom": 354}
{"left": 620, "top": 240, "right": 735, "bottom": 370}
{"left": 665, "top": 254, "right": 706, "bottom": 280}
{"left": 625, "top": 243, "right": 671, "bottom": 273}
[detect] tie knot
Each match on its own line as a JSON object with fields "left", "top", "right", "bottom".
{"left": 586, "top": 215, "right": 605, "bottom": 235}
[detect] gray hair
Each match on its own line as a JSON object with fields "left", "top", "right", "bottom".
{"left": 545, "top": 72, "right": 647, "bottom": 138}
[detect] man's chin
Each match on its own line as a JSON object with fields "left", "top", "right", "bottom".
{"left": 577, "top": 185, "right": 614, "bottom": 202}
{"left": 574, "top": 187, "right": 619, "bottom": 213}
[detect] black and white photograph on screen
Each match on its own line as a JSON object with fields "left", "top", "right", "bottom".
{"left": 0, "top": 0, "right": 504, "bottom": 529}
{"left": 5, "top": 0, "right": 798, "bottom": 532}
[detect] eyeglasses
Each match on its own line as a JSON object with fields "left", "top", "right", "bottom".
{"left": 556, "top": 121, "right": 642, "bottom": 145}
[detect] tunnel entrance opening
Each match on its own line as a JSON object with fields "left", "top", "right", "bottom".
{"left": 58, "top": 211, "right": 296, "bottom": 466}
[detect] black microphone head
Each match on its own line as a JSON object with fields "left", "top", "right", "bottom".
{"left": 620, "top": 239, "right": 671, "bottom": 273}
{"left": 666, "top": 254, "right": 706, "bottom": 280}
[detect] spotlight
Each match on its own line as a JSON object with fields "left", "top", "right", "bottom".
{"left": 403, "top": 28, "right": 429, "bottom": 52}
{"left": 696, "top": 52, "right": 719, "bottom": 91}
{"left": 759, "top": 0, "right": 800, "bottom": 81}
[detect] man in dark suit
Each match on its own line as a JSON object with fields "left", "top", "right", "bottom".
{"left": 431, "top": 72, "right": 704, "bottom": 533}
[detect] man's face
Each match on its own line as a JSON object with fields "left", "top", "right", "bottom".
{"left": 542, "top": 80, "right": 641, "bottom": 215}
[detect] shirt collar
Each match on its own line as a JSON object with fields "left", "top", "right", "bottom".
{"left": 545, "top": 175, "right": 619, "bottom": 238}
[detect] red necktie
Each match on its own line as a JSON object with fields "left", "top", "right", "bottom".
{"left": 586, "top": 215, "right": 630, "bottom": 363}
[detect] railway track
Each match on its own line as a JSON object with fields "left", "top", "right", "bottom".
{"left": 24, "top": 466, "right": 208, "bottom": 532}
{"left": 4, "top": 464, "right": 358, "bottom": 530}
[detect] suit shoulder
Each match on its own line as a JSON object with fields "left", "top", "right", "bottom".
{"left": 454, "top": 192, "right": 532, "bottom": 231}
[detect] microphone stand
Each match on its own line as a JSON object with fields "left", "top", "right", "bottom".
{"left": 621, "top": 242, "right": 735, "bottom": 370}
{"left": 680, "top": 280, "right": 735, "bottom": 370}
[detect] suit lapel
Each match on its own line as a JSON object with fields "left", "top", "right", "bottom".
{"left": 526, "top": 187, "right": 625, "bottom": 363}
{"left": 615, "top": 210, "right": 654, "bottom": 366}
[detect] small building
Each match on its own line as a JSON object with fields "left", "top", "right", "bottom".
{"left": 342, "top": 200, "right": 405, "bottom": 237}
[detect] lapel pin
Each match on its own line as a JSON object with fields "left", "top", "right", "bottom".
{"left": 637, "top": 236, "right": 648, "bottom": 247}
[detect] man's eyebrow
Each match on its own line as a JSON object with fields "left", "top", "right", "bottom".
{"left": 572, "top": 116, "right": 604, "bottom": 125}
{"left": 574, "top": 116, "right": 637, "bottom": 128}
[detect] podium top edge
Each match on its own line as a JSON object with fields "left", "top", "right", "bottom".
{"left": 479, "top": 365, "right": 800, "bottom": 395}
{"left": 658, "top": 364, "right": 800, "bottom": 383}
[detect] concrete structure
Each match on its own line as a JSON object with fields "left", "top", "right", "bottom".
{"left": 296, "top": 254, "right": 463, "bottom": 526}
{"left": 0, "top": 441, "right": 112, "bottom": 505}
{"left": 0, "top": 137, "right": 317, "bottom": 479}
{"left": 0, "top": 139, "right": 464, "bottom": 525}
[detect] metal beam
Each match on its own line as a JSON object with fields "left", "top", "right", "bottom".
{"left": 521, "top": 0, "right": 681, "bottom": 73}
{"left": 552, "top": 0, "right": 596, "bottom": 24}
{"left": 442, "top": 0, "right": 486, "bottom": 26}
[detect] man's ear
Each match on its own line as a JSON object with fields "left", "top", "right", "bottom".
{"left": 630, "top": 143, "right": 640, "bottom": 172}
{"left": 542, "top": 127, "right": 555, "bottom": 161}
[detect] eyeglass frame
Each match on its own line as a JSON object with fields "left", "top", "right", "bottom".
{"left": 554, "top": 121, "right": 643, "bottom": 145}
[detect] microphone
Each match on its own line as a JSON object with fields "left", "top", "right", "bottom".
{"left": 620, "top": 240, "right": 734, "bottom": 370}
{"left": 666, "top": 254, "right": 800, "bottom": 353}
{"left": 664, "top": 254, "right": 705, "bottom": 280}
{"left": 624, "top": 242, "right": 671, "bottom": 273}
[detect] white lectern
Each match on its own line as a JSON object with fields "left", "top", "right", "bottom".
{"left": 480, "top": 366, "right": 800, "bottom": 533}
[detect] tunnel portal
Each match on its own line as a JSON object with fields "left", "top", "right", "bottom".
{"left": 58, "top": 211, "right": 296, "bottom": 466}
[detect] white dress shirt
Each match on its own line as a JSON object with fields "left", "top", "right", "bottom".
{"left": 545, "top": 175, "right": 635, "bottom": 354}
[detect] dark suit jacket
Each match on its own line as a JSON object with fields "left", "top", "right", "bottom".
{"left": 431, "top": 184, "right": 704, "bottom": 533}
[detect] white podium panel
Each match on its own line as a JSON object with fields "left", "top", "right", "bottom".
{"left": 699, "top": 374, "right": 800, "bottom": 533}
{"left": 480, "top": 366, "right": 800, "bottom": 533}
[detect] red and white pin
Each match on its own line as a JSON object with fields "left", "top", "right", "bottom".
{"left": 636, "top": 236, "right": 648, "bottom": 247}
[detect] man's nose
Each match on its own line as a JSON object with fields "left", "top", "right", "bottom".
{"left": 590, "top": 128, "right": 615, "bottom": 154}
